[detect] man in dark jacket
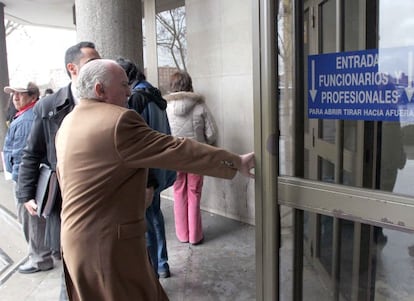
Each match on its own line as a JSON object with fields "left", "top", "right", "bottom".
{"left": 117, "top": 57, "right": 175, "bottom": 278}
{"left": 17, "top": 42, "right": 100, "bottom": 299}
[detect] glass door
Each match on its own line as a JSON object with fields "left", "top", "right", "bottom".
{"left": 289, "top": 0, "right": 414, "bottom": 300}
{"left": 301, "top": 0, "right": 385, "bottom": 300}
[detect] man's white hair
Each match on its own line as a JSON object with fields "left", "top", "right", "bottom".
{"left": 76, "top": 59, "right": 115, "bottom": 99}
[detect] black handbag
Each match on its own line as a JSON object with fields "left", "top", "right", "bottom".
{"left": 35, "top": 164, "right": 58, "bottom": 218}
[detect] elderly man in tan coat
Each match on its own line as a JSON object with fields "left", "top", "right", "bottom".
{"left": 55, "top": 59, "right": 255, "bottom": 301}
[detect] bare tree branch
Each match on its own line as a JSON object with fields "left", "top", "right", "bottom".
{"left": 5, "top": 19, "right": 22, "bottom": 37}
{"left": 156, "top": 7, "right": 187, "bottom": 70}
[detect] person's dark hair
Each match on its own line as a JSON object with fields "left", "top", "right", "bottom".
{"left": 44, "top": 88, "right": 54, "bottom": 95}
{"left": 115, "top": 57, "right": 146, "bottom": 85}
{"left": 64, "top": 41, "right": 96, "bottom": 77}
{"left": 6, "top": 94, "right": 17, "bottom": 125}
{"left": 170, "top": 71, "right": 193, "bottom": 92}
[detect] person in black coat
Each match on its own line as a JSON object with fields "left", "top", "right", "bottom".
{"left": 17, "top": 41, "right": 100, "bottom": 300}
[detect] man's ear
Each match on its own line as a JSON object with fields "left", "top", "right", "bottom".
{"left": 95, "top": 83, "right": 105, "bottom": 98}
{"left": 67, "top": 63, "right": 77, "bottom": 78}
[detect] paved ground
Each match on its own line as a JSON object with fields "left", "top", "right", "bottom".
{"left": 0, "top": 175, "right": 257, "bottom": 301}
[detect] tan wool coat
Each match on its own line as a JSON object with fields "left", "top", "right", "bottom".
{"left": 55, "top": 99, "right": 242, "bottom": 301}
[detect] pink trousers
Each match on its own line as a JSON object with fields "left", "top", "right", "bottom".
{"left": 173, "top": 171, "right": 204, "bottom": 244}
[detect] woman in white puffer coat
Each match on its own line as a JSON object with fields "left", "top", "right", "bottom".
{"left": 164, "top": 71, "right": 217, "bottom": 245}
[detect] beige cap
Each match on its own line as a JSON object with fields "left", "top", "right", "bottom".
{"left": 4, "top": 82, "right": 40, "bottom": 98}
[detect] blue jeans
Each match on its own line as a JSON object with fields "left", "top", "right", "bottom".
{"left": 145, "top": 192, "right": 169, "bottom": 276}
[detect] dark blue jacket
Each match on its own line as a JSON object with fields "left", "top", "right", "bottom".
{"left": 130, "top": 81, "right": 176, "bottom": 192}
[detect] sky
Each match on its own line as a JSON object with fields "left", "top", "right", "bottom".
{"left": 5, "top": 23, "right": 174, "bottom": 92}
{"left": 6, "top": 25, "right": 76, "bottom": 89}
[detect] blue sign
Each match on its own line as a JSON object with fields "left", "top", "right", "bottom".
{"left": 308, "top": 47, "right": 414, "bottom": 121}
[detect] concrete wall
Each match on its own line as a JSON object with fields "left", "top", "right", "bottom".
{"left": 186, "top": 0, "right": 255, "bottom": 224}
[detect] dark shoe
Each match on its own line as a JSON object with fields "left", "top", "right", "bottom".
{"left": 158, "top": 270, "right": 171, "bottom": 278}
{"left": 52, "top": 252, "right": 62, "bottom": 261}
{"left": 18, "top": 261, "right": 53, "bottom": 274}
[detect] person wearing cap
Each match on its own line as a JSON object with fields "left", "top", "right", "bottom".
{"left": 3, "top": 82, "right": 40, "bottom": 182}
{"left": 2, "top": 82, "right": 54, "bottom": 273}
{"left": 3, "top": 83, "right": 40, "bottom": 179}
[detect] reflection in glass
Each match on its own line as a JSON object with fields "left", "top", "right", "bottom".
{"left": 339, "top": 220, "right": 355, "bottom": 300}
{"left": 320, "top": 0, "right": 336, "bottom": 54}
{"left": 380, "top": 122, "right": 407, "bottom": 194}
{"left": 299, "top": 221, "right": 414, "bottom": 301}
{"left": 342, "top": 170, "right": 355, "bottom": 187}
{"left": 377, "top": 5, "right": 414, "bottom": 300}
{"left": 389, "top": 122, "right": 414, "bottom": 199}
{"left": 379, "top": 0, "right": 414, "bottom": 190}
{"left": 375, "top": 229, "right": 414, "bottom": 300}
{"left": 344, "top": 120, "right": 357, "bottom": 152}
{"left": 318, "top": 158, "right": 334, "bottom": 275}
{"left": 379, "top": 0, "right": 414, "bottom": 49}
{"left": 344, "top": 0, "right": 360, "bottom": 51}
{"left": 304, "top": 211, "right": 310, "bottom": 241}
{"left": 320, "top": 157, "right": 334, "bottom": 182}
{"left": 320, "top": 0, "right": 336, "bottom": 144}
{"left": 296, "top": 0, "right": 414, "bottom": 301}
{"left": 304, "top": 8, "right": 310, "bottom": 134}
{"left": 321, "top": 119, "right": 336, "bottom": 143}
{"left": 278, "top": 0, "right": 295, "bottom": 176}
{"left": 319, "top": 215, "right": 333, "bottom": 274}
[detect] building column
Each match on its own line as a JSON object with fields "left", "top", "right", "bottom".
{"left": 0, "top": 2, "right": 10, "bottom": 150}
{"left": 144, "top": 0, "right": 159, "bottom": 86}
{"left": 74, "top": 0, "right": 143, "bottom": 68}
